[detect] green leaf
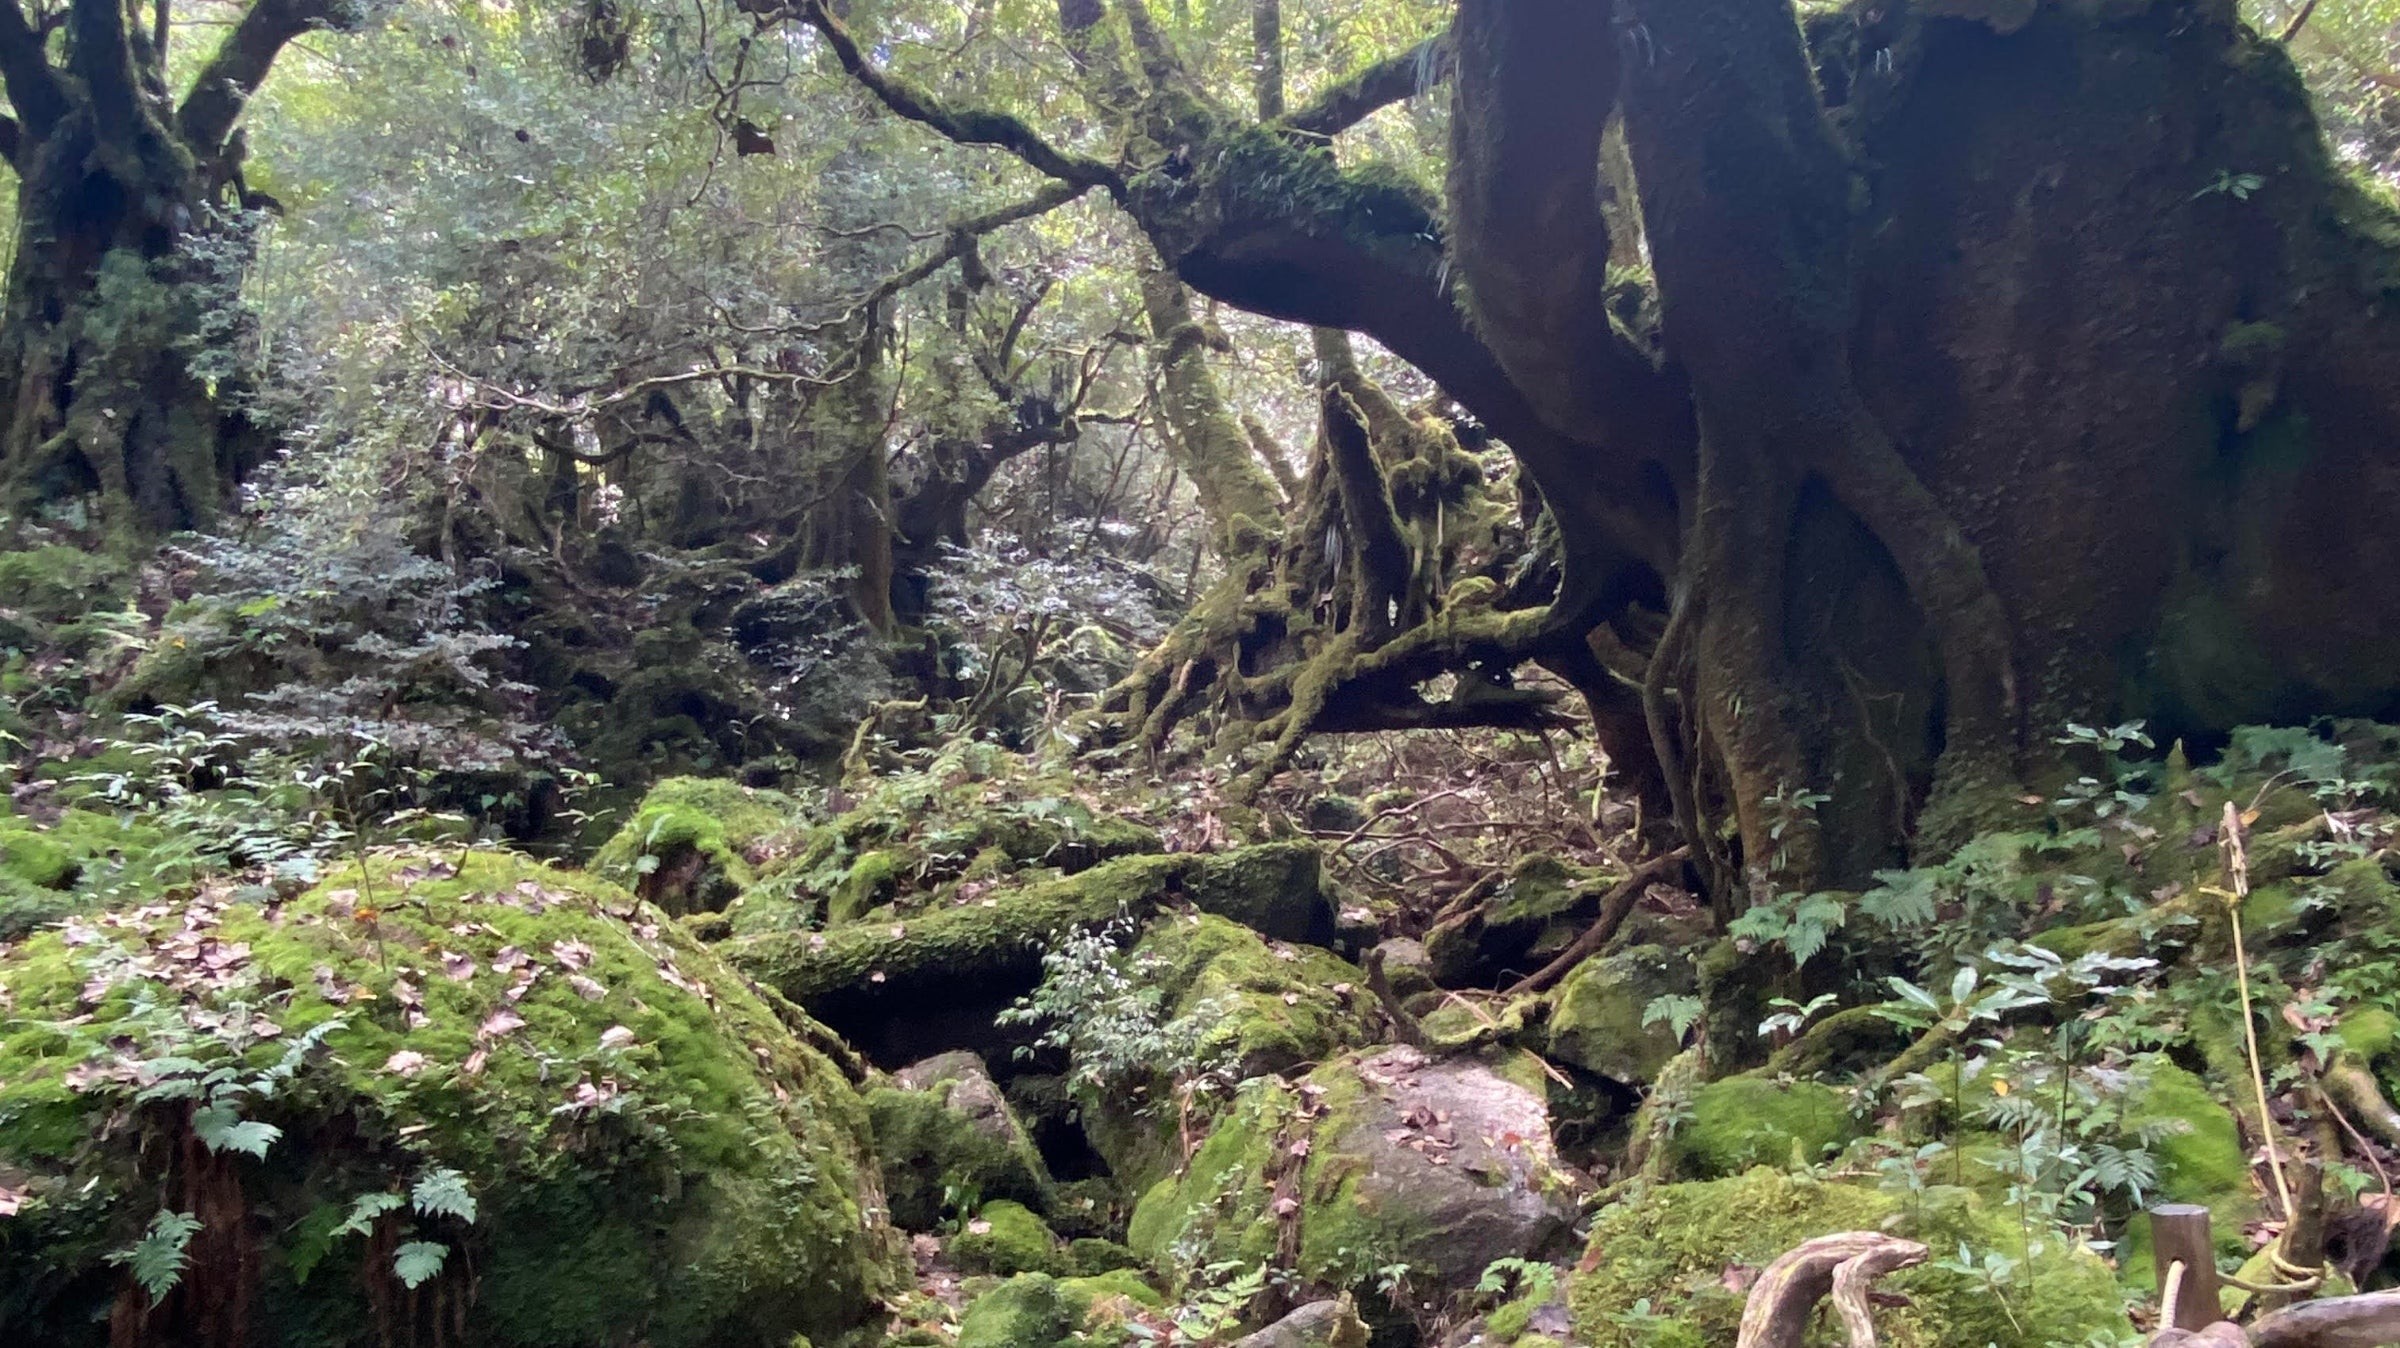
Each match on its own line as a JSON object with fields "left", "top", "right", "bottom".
{"left": 333, "top": 1191, "right": 405, "bottom": 1238}
{"left": 191, "top": 1103, "right": 282, "bottom": 1160}
{"left": 410, "top": 1167, "right": 477, "bottom": 1223}
{"left": 392, "top": 1241, "right": 449, "bottom": 1289}
{"left": 109, "top": 1210, "right": 203, "bottom": 1300}
{"left": 1641, "top": 994, "right": 1703, "bottom": 1038}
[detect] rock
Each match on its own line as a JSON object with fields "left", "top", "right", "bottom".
{"left": 1568, "top": 1170, "right": 2125, "bottom": 1347}
{"left": 1080, "top": 913, "right": 1377, "bottom": 1190}
{"left": 955, "top": 1270, "right": 1161, "bottom": 1348}
{"left": 1233, "top": 1298, "right": 1371, "bottom": 1348}
{"left": 589, "top": 776, "right": 798, "bottom": 914}
{"left": 729, "top": 844, "right": 1341, "bottom": 1052}
{"left": 954, "top": 1199, "right": 1068, "bottom": 1276}
{"left": 1371, "top": 938, "right": 1436, "bottom": 1000}
{"left": 1129, "top": 1045, "right": 1577, "bottom": 1312}
{"left": 1424, "top": 855, "right": 1601, "bottom": 987}
{"left": 1670, "top": 1075, "right": 1858, "bottom": 1177}
{"left": 872, "top": 1051, "right": 1053, "bottom": 1230}
{"left": 1544, "top": 943, "right": 1691, "bottom": 1085}
{"left": 0, "top": 847, "right": 903, "bottom": 1348}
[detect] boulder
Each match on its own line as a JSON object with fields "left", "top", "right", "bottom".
{"left": 1129, "top": 1045, "right": 1578, "bottom": 1312}
{"left": 1568, "top": 1170, "right": 2125, "bottom": 1347}
{"left": 872, "top": 1050, "right": 1053, "bottom": 1229}
{"left": 0, "top": 847, "right": 902, "bottom": 1348}
{"left": 589, "top": 776, "right": 798, "bottom": 914}
{"left": 1669, "top": 1076, "right": 1859, "bottom": 1177}
{"left": 1233, "top": 1298, "right": 1371, "bottom": 1348}
{"left": 1543, "top": 944, "right": 1692, "bottom": 1086}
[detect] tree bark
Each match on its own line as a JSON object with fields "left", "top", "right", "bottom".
{"left": 0, "top": 0, "right": 344, "bottom": 534}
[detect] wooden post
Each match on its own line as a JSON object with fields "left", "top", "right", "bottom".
{"left": 2152, "top": 1203, "right": 2222, "bottom": 1332}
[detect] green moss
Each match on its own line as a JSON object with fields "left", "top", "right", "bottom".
{"left": 831, "top": 849, "right": 906, "bottom": 923}
{"left": 1139, "top": 913, "right": 1375, "bottom": 1075}
{"left": 955, "top": 1199, "right": 1068, "bottom": 1276}
{"left": 1669, "top": 1077, "right": 1858, "bottom": 1178}
{"left": 0, "top": 806, "right": 184, "bottom": 938}
{"left": 954, "top": 1269, "right": 1157, "bottom": 1348}
{"left": 1568, "top": 1171, "right": 2126, "bottom": 1348}
{"left": 1067, "top": 1236, "right": 1140, "bottom": 1275}
{"left": 0, "top": 546, "right": 126, "bottom": 629}
{"left": 0, "top": 846, "right": 903, "bottom": 1346}
{"left": 868, "top": 1084, "right": 1051, "bottom": 1230}
{"left": 590, "top": 776, "right": 798, "bottom": 914}
{"left": 2114, "top": 1061, "right": 2256, "bottom": 1286}
{"left": 1546, "top": 945, "right": 1691, "bottom": 1085}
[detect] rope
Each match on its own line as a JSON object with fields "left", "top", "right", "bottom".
{"left": 2219, "top": 801, "right": 2327, "bottom": 1297}
{"left": 2161, "top": 1259, "right": 2189, "bottom": 1331}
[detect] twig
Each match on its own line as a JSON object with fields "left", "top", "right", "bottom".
{"left": 1501, "top": 847, "right": 1690, "bottom": 997}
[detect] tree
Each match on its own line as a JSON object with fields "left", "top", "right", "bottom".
{"left": 0, "top": 0, "right": 368, "bottom": 534}
{"left": 788, "top": 0, "right": 2400, "bottom": 908}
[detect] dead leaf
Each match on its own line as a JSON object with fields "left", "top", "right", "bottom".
{"left": 599, "top": 1025, "right": 637, "bottom": 1051}
{"left": 384, "top": 1049, "right": 428, "bottom": 1077}
{"left": 568, "top": 974, "right": 607, "bottom": 1001}
{"left": 478, "top": 1008, "right": 526, "bottom": 1041}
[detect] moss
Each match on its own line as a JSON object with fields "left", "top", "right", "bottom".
{"left": 1669, "top": 1077, "right": 1858, "bottom": 1178}
{"left": 954, "top": 1269, "right": 1158, "bottom": 1348}
{"left": 590, "top": 776, "right": 798, "bottom": 915}
{"left": 0, "top": 846, "right": 902, "bottom": 1347}
{"left": 955, "top": 1199, "right": 1068, "bottom": 1276}
{"left": 2114, "top": 1061, "right": 2256, "bottom": 1286}
{"left": 1180, "top": 840, "right": 1336, "bottom": 944}
{"left": 1067, "top": 1236, "right": 1140, "bottom": 1275}
{"left": 1140, "top": 913, "right": 1375, "bottom": 1075}
{"left": 0, "top": 546, "right": 126, "bottom": 630}
{"left": 1567, "top": 1171, "right": 2126, "bottom": 1348}
{"left": 0, "top": 805, "right": 184, "bottom": 938}
{"left": 831, "top": 848, "right": 906, "bottom": 923}
{"left": 868, "top": 1085, "right": 1051, "bottom": 1230}
{"left": 1545, "top": 944, "right": 1691, "bottom": 1085}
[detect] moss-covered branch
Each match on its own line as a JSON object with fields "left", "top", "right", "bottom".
{"left": 1281, "top": 32, "right": 1452, "bottom": 139}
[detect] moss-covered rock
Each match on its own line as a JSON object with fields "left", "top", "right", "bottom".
{"left": 1668, "top": 1076, "right": 1859, "bottom": 1177}
{"left": 2112, "top": 1060, "right": 2258, "bottom": 1286}
{"left": 954, "top": 1199, "right": 1069, "bottom": 1276}
{"left": 1425, "top": 854, "right": 1597, "bottom": 987}
{"left": 870, "top": 1051, "right": 1053, "bottom": 1230}
{"left": 0, "top": 847, "right": 902, "bottom": 1347}
{"left": 729, "top": 844, "right": 1340, "bottom": 1049}
{"left": 1128, "top": 1045, "right": 1577, "bottom": 1311}
{"left": 1232, "top": 1298, "right": 1372, "bottom": 1347}
{"left": 1545, "top": 944, "right": 1692, "bottom": 1086}
{"left": 1567, "top": 1170, "right": 2127, "bottom": 1347}
{"left": 0, "top": 805, "right": 188, "bottom": 939}
{"left": 589, "top": 776, "right": 798, "bottom": 915}
{"left": 1080, "top": 913, "right": 1377, "bottom": 1190}
{"left": 954, "top": 1269, "right": 1161, "bottom": 1348}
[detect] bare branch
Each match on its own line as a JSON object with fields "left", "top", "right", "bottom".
{"left": 796, "top": 0, "right": 1123, "bottom": 194}
{"left": 859, "top": 180, "right": 1093, "bottom": 316}
{"left": 1736, "top": 1233, "right": 1926, "bottom": 1348}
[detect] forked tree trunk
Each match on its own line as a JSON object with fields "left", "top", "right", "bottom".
{"left": 0, "top": 0, "right": 343, "bottom": 535}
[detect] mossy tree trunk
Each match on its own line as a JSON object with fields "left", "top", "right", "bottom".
{"left": 803, "top": 0, "right": 2400, "bottom": 901}
{"left": 0, "top": 0, "right": 346, "bottom": 535}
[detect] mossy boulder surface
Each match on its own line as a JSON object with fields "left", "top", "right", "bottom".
{"left": 0, "top": 847, "right": 901, "bottom": 1347}
{"left": 1567, "top": 1170, "right": 2127, "bottom": 1348}
{"left": 874, "top": 1050, "right": 1053, "bottom": 1229}
{"left": 1137, "top": 912, "right": 1376, "bottom": 1078}
{"left": 0, "top": 805, "right": 184, "bottom": 939}
{"left": 1669, "top": 1076, "right": 1859, "bottom": 1177}
{"left": 1545, "top": 943, "right": 1692, "bottom": 1086}
{"left": 2111, "top": 1060, "right": 2258, "bottom": 1284}
{"left": 954, "top": 1198, "right": 1068, "bottom": 1276}
{"left": 954, "top": 1269, "right": 1161, "bottom": 1348}
{"left": 1129, "top": 1045, "right": 1576, "bottom": 1308}
{"left": 590, "top": 775, "right": 798, "bottom": 914}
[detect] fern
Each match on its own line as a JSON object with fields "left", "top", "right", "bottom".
{"left": 191, "top": 1101, "right": 281, "bottom": 1160}
{"left": 333, "top": 1191, "right": 405, "bottom": 1238}
{"left": 109, "top": 1210, "right": 203, "bottom": 1300}
{"left": 409, "top": 1167, "right": 477, "bottom": 1223}
{"left": 392, "top": 1240, "right": 449, "bottom": 1289}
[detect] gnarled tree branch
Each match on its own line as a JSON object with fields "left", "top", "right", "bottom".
{"left": 1282, "top": 32, "right": 1452, "bottom": 139}
{"left": 178, "top": 0, "right": 341, "bottom": 159}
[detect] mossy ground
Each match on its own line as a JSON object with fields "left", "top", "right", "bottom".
{"left": 0, "top": 846, "right": 902, "bottom": 1347}
{"left": 1568, "top": 1170, "right": 2128, "bottom": 1348}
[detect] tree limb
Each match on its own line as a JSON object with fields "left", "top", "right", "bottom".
{"left": 1281, "top": 31, "right": 1452, "bottom": 139}
{"left": 178, "top": 0, "right": 338, "bottom": 158}
{"left": 1500, "top": 846, "right": 1689, "bottom": 997}
{"left": 0, "top": 0, "right": 65, "bottom": 141}
{"left": 1737, "top": 1232, "right": 1926, "bottom": 1348}
{"left": 796, "top": 0, "right": 1123, "bottom": 193}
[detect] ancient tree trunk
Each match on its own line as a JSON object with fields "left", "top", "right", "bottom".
{"left": 0, "top": 0, "right": 344, "bottom": 534}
